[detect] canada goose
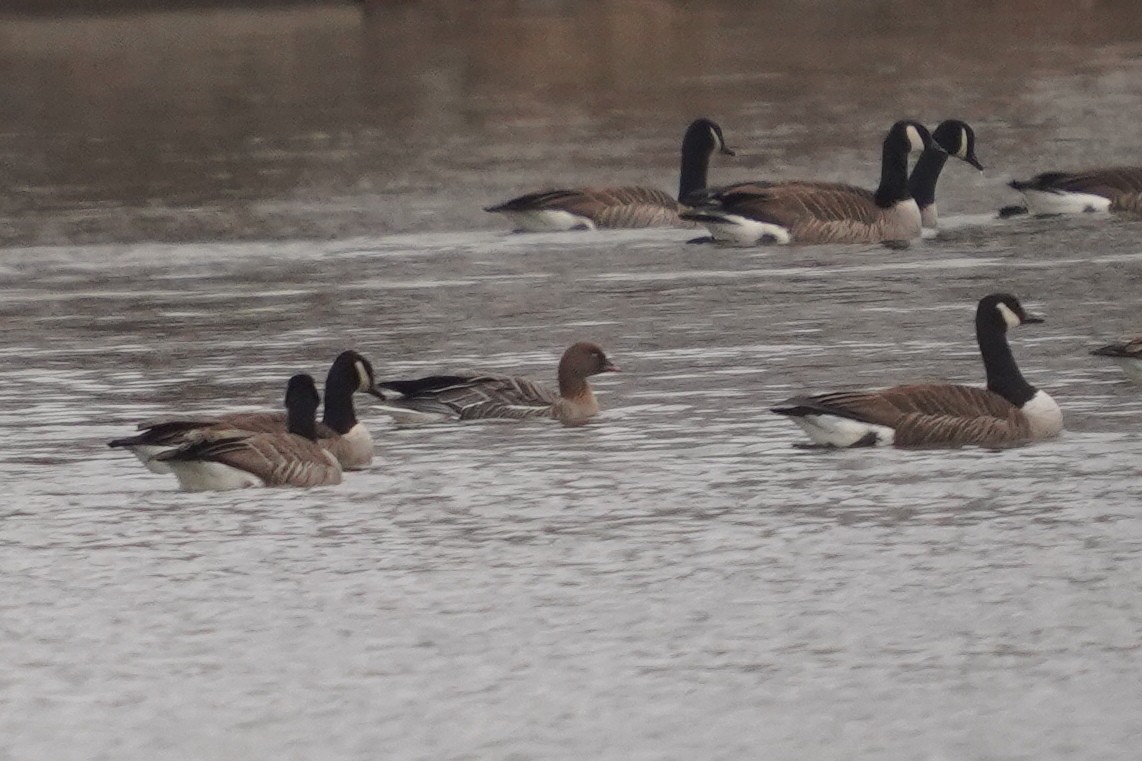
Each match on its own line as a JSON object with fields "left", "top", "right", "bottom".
{"left": 108, "top": 350, "right": 384, "bottom": 473}
{"left": 909, "top": 119, "right": 984, "bottom": 228}
{"left": 1091, "top": 337, "right": 1142, "bottom": 385}
{"left": 771, "top": 294, "right": 1064, "bottom": 448}
{"left": 680, "top": 120, "right": 937, "bottom": 245}
{"left": 1006, "top": 167, "right": 1142, "bottom": 216}
{"left": 153, "top": 374, "right": 343, "bottom": 491}
{"left": 374, "top": 342, "right": 619, "bottom": 425}
{"left": 484, "top": 118, "right": 734, "bottom": 232}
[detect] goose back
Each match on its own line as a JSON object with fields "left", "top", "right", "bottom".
{"left": 1009, "top": 167, "right": 1142, "bottom": 214}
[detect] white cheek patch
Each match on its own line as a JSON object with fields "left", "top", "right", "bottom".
{"left": 997, "top": 302, "right": 1021, "bottom": 329}
{"left": 354, "top": 360, "right": 370, "bottom": 391}
{"left": 709, "top": 127, "right": 722, "bottom": 152}
{"left": 957, "top": 127, "right": 969, "bottom": 158}
{"left": 906, "top": 125, "right": 925, "bottom": 152}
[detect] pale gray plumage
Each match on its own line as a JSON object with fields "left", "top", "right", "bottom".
{"left": 1091, "top": 336, "right": 1142, "bottom": 385}
{"left": 771, "top": 294, "right": 1064, "bottom": 449}
{"left": 376, "top": 341, "right": 619, "bottom": 425}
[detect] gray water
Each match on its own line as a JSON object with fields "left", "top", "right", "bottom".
{"left": 2, "top": 2, "right": 1142, "bottom": 760}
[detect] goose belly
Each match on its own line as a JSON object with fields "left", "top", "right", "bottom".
{"left": 497, "top": 209, "right": 597, "bottom": 232}
{"left": 1020, "top": 189, "right": 1112, "bottom": 215}
{"left": 699, "top": 213, "right": 792, "bottom": 246}
{"left": 165, "top": 461, "right": 265, "bottom": 492}
{"left": 790, "top": 414, "right": 895, "bottom": 448}
{"left": 125, "top": 444, "right": 176, "bottom": 474}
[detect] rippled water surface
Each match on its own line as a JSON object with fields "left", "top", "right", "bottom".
{"left": 2, "top": 2, "right": 1142, "bottom": 760}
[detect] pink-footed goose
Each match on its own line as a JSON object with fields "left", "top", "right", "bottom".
{"left": 485, "top": 119, "right": 734, "bottom": 232}
{"left": 153, "top": 374, "right": 343, "bottom": 491}
{"left": 1091, "top": 337, "right": 1142, "bottom": 385}
{"left": 680, "top": 120, "right": 938, "bottom": 245}
{"left": 108, "top": 350, "right": 384, "bottom": 473}
{"left": 771, "top": 294, "right": 1064, "bottom": 448}
{"left": 375, "top": 342, "right": 618, "bottom": 425}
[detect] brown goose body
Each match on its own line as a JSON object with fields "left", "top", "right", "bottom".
{"left": 153, "top": 374, "right": 343, "bottom": 491}
{"left": 1008, "top": 167, "right": 1142, "bottom": 215}
{"left": 486, "top": 118, "right": 734, "bottom": 232}
{"left": 771, "top": 294, "right": 1064, "bottom": 449}
{"left": 376, "top": 341, "right": 618, "bottom": 426}
{"left": 108, "top": 350, "right": 384, "bottom": 473}
{"left": 682, "top": 120, "right": 935, "bottom": 245}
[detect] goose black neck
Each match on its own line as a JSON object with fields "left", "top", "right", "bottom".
{"left": 321, "top": 368, "right": 359, "bottom": 434}
{"left": 677, "top": 138, "right": 712, "bottom": 202}
{"left": 287, "top": 401, "right": 320, "bottom": 440}
{"left": 874, "top": 136, "right": 913, "bottom": 207}
{"left": 907, "top": 148, "right": 948, "bottom": 210}
{"left": 977, "top": 319, "right": 1037, "bottom": 406}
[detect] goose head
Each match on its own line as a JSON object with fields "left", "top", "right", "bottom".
{"left": 933, "top": 120, "right": 983, "bottom": 170}
{"left": 887, "top": 120, "right": 938, "bottom": 156}
{"left": 977, "top": 293, "right": 1044, "bottom": 332}
{"left": 557, "top": 343, "right": 619, "bottom": 399}
{"left": 328, "top": 350, "right": 387, "bottom": 400}
{"left": 683, "top": 118, "right": 735, "bottom": 158}
{"left": 284, "top": 373, "right": 322, "bottom": 439}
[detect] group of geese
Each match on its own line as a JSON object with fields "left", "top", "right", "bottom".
{"left": 483, "top": 116, "right": 1142, "bottom": 243}
{"left": 106, "top": 116, "right": 1139, "bottom": 491}
{"left": 109, "top": 293, "right": 1135, "bottom": 492}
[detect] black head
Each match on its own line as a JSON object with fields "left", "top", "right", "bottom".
{"left": 933, "top": 120, "right": 983, "bottom": 170}
{"left": 976, "top": 293, "right": 1043, "bottom": 332}
{"left": 886, "top": 120, "right": 937, "bottom": 155}
{"left": 328, "top": 350, "right": 386, "bottom": 399}
{"left": 284, "top": 374, "right": 321, "bottom": 413}
{"left": 683, "top": 118, "right": 735, "bottom": 157}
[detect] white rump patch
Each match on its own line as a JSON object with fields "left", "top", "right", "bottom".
{"left": 996, "top": 302, "right": 1021, "bottom": 329}
{"left": 1115, "top": 357, "right": 1142, "bottom": 385}
{"left": 497, "top": 210, "right": 597, "bottom": 232}
{"left": 1020, "top": 189, "right": 1112, "bottom": 216}
{"left": 166, "top": 461, "right": 265, "bottom": 492}
{"left": 126, "top": 444, "right": 176, "bottom": 474}
{"left": 791, "top": 414, "right": 896, "bottom": 448}
{"left": 372, "top": 402, "right": 454, "bottom": 426}
{"left": 700, "top": 213, "right": 792, "bottom": 246}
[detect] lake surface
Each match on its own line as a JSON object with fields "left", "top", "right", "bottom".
{"left": 1, "top": 2, "right": 1141, "bottom": 760}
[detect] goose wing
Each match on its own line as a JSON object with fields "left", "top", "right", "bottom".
{"left": 111, "top": 411, "right": 340, "bottom": 447}
{"left": 1013, "top": 167, "right": 1142, "bottom": 196}
{"left": 776, "top": 384, "right": 1032, "bottom": 448}
{"left": 710, "top": 182, "right": 883, "bottom": 227}
{"left": 158, "top": 430, "right": 342, "bottom": 487}
{"left": 486, "top": 186, "right": 683, "bottom": 228}
{"left": 380, "top": 373, "right": 560, "bottom": 420}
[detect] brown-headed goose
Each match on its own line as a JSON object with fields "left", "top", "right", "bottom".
{"left": 108, "top": 350, "right": 384, "bottom": 473}
{"left": 1091, "top": 337, "right": 1142, "bottom": 385}
{"left": 680, "top": 120, "right": 938, "bottom": 245}
{"left": 375, "top": 341, "right": 618, "bottom": 425}
{"left": 1006, "top": 167, "right": 1142, "bottom": 216}
{"left": 771, "top": 294, "right": 1064, "bottom": 448}
{"left": 485, "top": 119, "right": 734, "bottom": 232}
{"left": 153, "top": 374, "right": 343, "bottom": 491}
{"left": 909, "top": 119, "right": 984, "bottom": 229}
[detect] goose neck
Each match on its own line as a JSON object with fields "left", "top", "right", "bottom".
{"left": 977, "top": 320, "right": 1036, "bottom": 406}
{"left": 874, "top": 136, "right": 913, "bottom": 207}
{"left": 678, "top": 138, "right": 712, "bottom": 202}
{"left": 907, "top": 148, "right": 949, "bottom": 210}
{"left": 321, "top": 373, "right": 359, "bottom": 434}
{"left": 288, "top": 404, "right": 320, "bottom": 440}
